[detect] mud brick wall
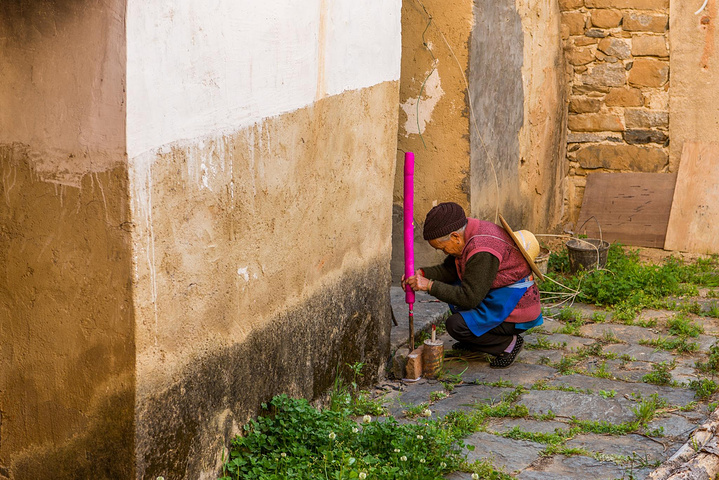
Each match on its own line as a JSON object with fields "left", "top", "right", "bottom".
{"left": 560, "top": 0, "right": 669, "bottom": 224}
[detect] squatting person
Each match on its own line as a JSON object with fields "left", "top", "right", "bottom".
{"left": 402, "top": 202, "right": 543, "bottom": 368}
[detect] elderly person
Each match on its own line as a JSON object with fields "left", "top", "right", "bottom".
{"left": 402, "top": 202, "right": 543, "bottom": 368}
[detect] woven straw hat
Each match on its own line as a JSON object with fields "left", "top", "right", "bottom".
{"left": 498, "top": 214, "right": 545, "bottom": 281}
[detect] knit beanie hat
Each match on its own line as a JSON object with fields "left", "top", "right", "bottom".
{"left": 423, "top": 202, "right": 467, "bottom": 240}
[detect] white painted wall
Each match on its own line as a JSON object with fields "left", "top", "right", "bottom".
{"left": 126, "top": 0, "right": 402, "bottom": 158}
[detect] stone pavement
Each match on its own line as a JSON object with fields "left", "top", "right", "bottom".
{"left": 383, "top": 286, "right": 719, "bottom": 479}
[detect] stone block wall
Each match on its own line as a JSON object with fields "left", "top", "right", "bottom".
{"left": 560, "top": 0, "right": 670, "bottom": 223}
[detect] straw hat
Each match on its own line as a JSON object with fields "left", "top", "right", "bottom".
{"left": 498, "top": 214, "right": 545, "bottom": 281}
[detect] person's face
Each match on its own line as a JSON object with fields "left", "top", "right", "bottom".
{"left": 428, "top": 231, "right": 465, "bottom": 257}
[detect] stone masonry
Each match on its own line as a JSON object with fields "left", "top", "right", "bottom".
{"left": 560, "top": 0, "right": 670, "bottom": 224}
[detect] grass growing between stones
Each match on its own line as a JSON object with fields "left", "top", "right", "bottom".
{"left": 641, "top": 362, "right": 674, "bottom": 386}
{"left": 689, "top": 379, "right": 719, "bottom": 400}
{"left": 525, "top": 336, "right": 567, "bottom": 350}
{"left": 543, "top": 245, "right": 719, "bottom": 321}
{"left": 639, "top": 336, "right": 699, "bottom": 354}
{"left": 695, "top": 344, "right": 719, "bottom": 374}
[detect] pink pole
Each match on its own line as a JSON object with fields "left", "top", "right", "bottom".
{"left": 403, "top": 152, "right": 415, "bottom": 349}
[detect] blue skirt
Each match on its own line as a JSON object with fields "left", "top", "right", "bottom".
{"left": 449, "top": 277, "right": 543, "bottom": 337}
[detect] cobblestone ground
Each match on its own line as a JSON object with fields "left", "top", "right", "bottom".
{"left": 386, "top": 287, "right": 719, "bottom": 479}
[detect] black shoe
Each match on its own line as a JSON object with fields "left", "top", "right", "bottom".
{"left": 490, "top": 335, "right": 524, "bottom": 369}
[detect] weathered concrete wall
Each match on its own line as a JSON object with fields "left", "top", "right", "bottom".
{"left": 392, "top": 0, "right": 473, "bottom": 280}
{"left": 126, "top": 1, "right": 401, "bottom": 477}
{"left": 669, "top": 0, "right": 719, "bottom": 166}
{"left": 470, "top": 0, "right": 568, "bottom": 231}
{"left": 517, "top": 0, "right": 570, "bottom": 231}
{"left": 470, "top": 0, "right": 525, "bottom": 225}
{"left": 0, "top": 1, "right": 133, "bottom": 479}
{"left": 559, "top": 0, "right": 670, "bottom": 225}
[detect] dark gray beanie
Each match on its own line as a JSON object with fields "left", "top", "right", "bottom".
{"left": 423, "top": 202, "right": 467, "bottom": 240}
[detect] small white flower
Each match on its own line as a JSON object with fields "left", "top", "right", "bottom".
{"left": 359, "top": 473, "right": 367, "bottom": 480}
{"left": 352, "top": 427, "right": 359, "bottom": 433}
{"left": 280, "top": 452, "right": 286, "bottom": 458}
{"left": 419, "top": 458, "right": 426, "bottom": 464}
{"left": 329, "top": 432, "right": 336, "bottom": 440}
{"left": 416, "top": 434, "right": 424, "bottom": 440}
{"left": 422, "top": 409, "right": 432, "bottom": 417}
{"left": 440, "top": 462, "right": 447, "bottom": 468}
{"left": 471, "top": 474, "right": 479, "bottom": 480}
{"left": 400, "top": 455, "right": 407, "bottom": 462}
{"left": 362, "top": 415, "right": 372, "bottom": 424}
{"left": 394, "top": 448, "right": 401, "bottom": 453}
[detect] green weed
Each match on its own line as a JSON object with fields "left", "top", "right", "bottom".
{"left": 526, "top": 335, "right": 567, "bottom": 350}
{"left": 554, "top": 355, "right": 579, "bottom": 375}
{"left": 601, "top": 329, "right": 621, "bottom": 343}
{"left": 640, "top": 336, "right": 699, "bottom": 353}
{"left": 571, "top": 419, "right": 639, "bottom": 435}
{"left": 535, "top": 410, "right": 557, "bottom": 421}
{"left": 430, "top": 391, "right": 449, "bottom": 403}
{"left": 632, "top": 394, "right": 667, "bottom": 425}
{"left": 667, "top": 313, "right": 704, "bottom": 337}
{"left": 501, "top": 426, "right": 575, "bottom": 445}
{"left": 557, "top": 307, "right": 584, "bottom": 323}
{"left": 543, "top": 245, "right": 719, "bottom": 320}
{"left": 475, "top": 379, "right": 514, "bottom": 388}
{"left": 642, "top": 362, "right": 674, "bottom": 386}
{"left": 403, "top": 402, "right": 431, "bottom": 419}
{"left": 221, "top": 394, "right": 466, "bottom": 480}
{"left": 463, "top": 459, "right": 512, "bottom": 480}
{"left": 591, "top": 361, "right": 613, "bottom": 379}
{"left": 695, "top": 344, "right": 719, "bottom": 374}
{"left": 689, "top": 379, "right": 718, "bottom": 400}
{"left": 531, "top": 382, "right": 591, "bottom": 395}
{"left": 634, "top": 318, "right": 658, "bottom": 328}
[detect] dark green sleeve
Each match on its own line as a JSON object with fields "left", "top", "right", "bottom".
{"left": 420, "top": 255, "right": 458, "bottom": 284}
{"left": 427, "top": 252, "right": 499, "bottom": 309}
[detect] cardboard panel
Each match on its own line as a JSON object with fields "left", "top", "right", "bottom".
{"left": 665, "top": 142, "right": 719, "bottom": 253}
{"left": 576, "top": 172, "right": 677, "bottom": 248}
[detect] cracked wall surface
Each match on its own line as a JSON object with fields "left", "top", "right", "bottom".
{"left": 129, "top": 84, "right": 400, "bottom": 477}
{"left": 0, "top": 1, "right": 134, "bottom": 478}
{"left": 470, "top": 0, "right": 568, "bottom": 232}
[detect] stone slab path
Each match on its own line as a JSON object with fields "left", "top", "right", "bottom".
{"left": 385, "top": 286, "right": 719, "bottom": 479}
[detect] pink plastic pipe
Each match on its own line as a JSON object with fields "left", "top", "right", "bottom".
{"left": 403, "top": 152, "right": 415, "bottom": 307}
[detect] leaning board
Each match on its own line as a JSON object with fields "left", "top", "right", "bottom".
{"left": 665, "top": 142, "right": 719, "bottom": 253}
{"left": 576, "top": 172, "right": 677, "bottom": 248}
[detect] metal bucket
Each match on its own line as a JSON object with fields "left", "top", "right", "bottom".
{"left": 566, "top": 238, "right": 609, "bottom": 273}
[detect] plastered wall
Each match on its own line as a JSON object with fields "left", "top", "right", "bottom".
{"left": 470, "top": 0, "right": 568, "bottom": 231}
{"left": 393, "top": 0, "right": 473, "bottom": 279}
{"left": 669, "top": 0, "right": 719, "bottom": 164}
{"left": 0, "top": 1, "right": 134, "bottom": 478}
{"left": 125, "top": 1, "right": 401, "bottom": 477}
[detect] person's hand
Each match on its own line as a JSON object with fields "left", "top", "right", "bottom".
{"left": 401, "top": 270, "right": 425, "bottom": 290}
{"left": 406, "top": 272, "right": 433, "bottom": 292}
